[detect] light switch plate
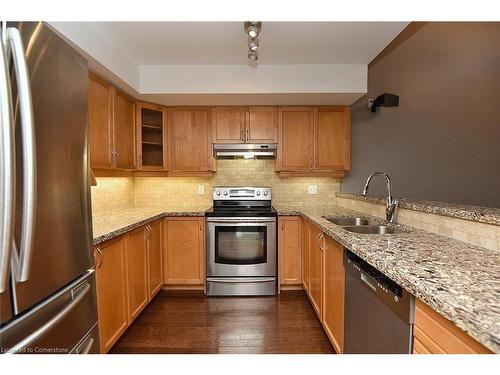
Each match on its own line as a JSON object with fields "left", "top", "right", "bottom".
{"left": 308, "top": 185, "right": 317, "bottom": 195}
{"left": 197, "top": 185, "right": 205, "bottom": 195}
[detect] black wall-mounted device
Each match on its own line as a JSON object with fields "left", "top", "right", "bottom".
{"left": 369, "top": 93, "right": 399, "bottom": 113}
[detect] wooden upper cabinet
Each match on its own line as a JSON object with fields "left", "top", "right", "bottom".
{"left": 113, "top": 90, "right": 136, "bottom": 169}
{"left": 88, "top": 73, "right": 113, "bottom": 168}
{"left": 322, "top": 236, "right": 345, "bottom": 354}
{"left": 277, "top": 107, "right": 314, "bottom": 170}
{"left": 278, "top": 216, "right": 302, "bottom": 286}
{"left": 147, "top": 220, "right": 163, "bottom": 299}
{"left": 246, "top": 107, "right": 278, "bottom": 143}
{"left": 126, "top": 227, "right": 149, "bottom": 322}
{"left": 413, "top": 299, "right": 492, "bottom": 354}
{"left": 315, "top": 107, "right": 350, "bottom": 171}
{"left": 169, "top": 108, "right": 213, "bottom": 173}
{"left": 212, "top": 106, "right": 278, "bottom": 144}
{"left": 212, "top": 107, "right": 245, "bottom": 143}
{"left": 94, "top": 237, "right": 128, "bottom": 353}
{"left": 136, "top": 102, "right": 167, "bottom": 171}
{"left": 308, "top": 224, "right": 323, "bottom": 319}
{"left": 163, "top": 217, "right": 205, "bottom": 285}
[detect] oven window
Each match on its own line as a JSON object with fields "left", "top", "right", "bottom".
{"left": 215, "top": 226, "right": 267, "bottom": 265}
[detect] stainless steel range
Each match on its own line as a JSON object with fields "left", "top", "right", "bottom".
{"left": 205, "top": 187, "right": 277, "bottom": 296}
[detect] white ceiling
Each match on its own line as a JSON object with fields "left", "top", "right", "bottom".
{"left": 50, "top": 21, "right": 409, "bottom": 104}
{"left": 88, "top": 21, "right": 408, "bottom": 65}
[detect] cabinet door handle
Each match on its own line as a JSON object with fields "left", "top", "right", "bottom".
{"left": 138, "top": 155, "right": 142, "bottom": 166}
{"left": 94, "top": 248, "right": 103, "bottom": 268}
{"left": 246, "top": 128, "right": 249, "bottom": 142}
{"left": 240, "top": 128, "right": 244, "bottom": 141}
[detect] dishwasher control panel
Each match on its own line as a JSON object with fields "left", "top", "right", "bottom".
{"left": 344, "top": 249, "right": 403, "bottom": 298}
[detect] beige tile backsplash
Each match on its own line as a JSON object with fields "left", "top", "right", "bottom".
{"left": 134, "top": 160, "right": 340, "bottom": 208}
{"left": 92, "top": 160, "right": 340, "bottom": 212}
{"left": 336, "top": 196, "right": 500, "bottom": 252}
{"left": 91, "top": 177, "right": 135, "bottom": 214}
{"left": 90, "top": 161, "right": 498, "bottom": 251}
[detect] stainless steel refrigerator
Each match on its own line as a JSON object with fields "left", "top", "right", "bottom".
{"left": 0, "top": 22, "right": 99, "bottom": 354}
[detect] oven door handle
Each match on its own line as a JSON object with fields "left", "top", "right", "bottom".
{"left": 207, "top": 277, "right": 276, "bottom": 283}
{"left": 206, "top": 218, "right": 276, "bottom": 223}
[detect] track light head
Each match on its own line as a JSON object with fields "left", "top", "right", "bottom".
{"left": 244, "top": 22, "right": 262, "bottom": 38}
{"left": 248, "top": 38, "right": 259, "bottom": 51}
{"left": 248, "top": 50, "right": 259, "bottom": 61}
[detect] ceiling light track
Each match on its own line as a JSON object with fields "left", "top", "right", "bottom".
{"left": 244, "top": 21, "right": 262, "bottom": 62}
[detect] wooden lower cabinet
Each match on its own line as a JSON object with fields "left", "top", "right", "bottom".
{"left": 300, "top": 218, "right": 345, "bottom": 353}
{"left": 148, "top": 220, "right": 163, "bottom": 299}
{"left": 308, "top": 224, "right": 323, "bottom": 319}
{"left": 94, "top": 219, "right": 164, "bottom": 353}
{"left": 322, "top": 236, "right": 345, "bottom": 353}
{"left": 126, "top": 227, "right": 149, "bottom": 322}
{"left": 94, "top": 237, "right": 129, "bottom": 353}
{"left": 413, "top": 299, "right": 492, "bottom": 354}
{"left": 163, "top": 217, "right": 205, "bottom": 286}
{"left": 302, "top": 220, "right": 310, "bottom": 292}
{"left": 278, "top": 216, "right": 302, "bottom": 288}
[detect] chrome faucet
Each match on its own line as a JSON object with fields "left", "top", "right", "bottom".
{"left": 361, "top": 172, "right": 398, "bottom": 223}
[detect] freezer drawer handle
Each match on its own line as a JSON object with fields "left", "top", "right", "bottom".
{"left": 75, "top": 336, "right": 95, "bottom": 354}
{"left": 208, "top": 277, "right": 275, "bottom": 283}
{"left": 0, "top": 31, "right": 14, "bottom": 293}
{"left": 6, "top": 282, "right": 91, "bottom": 354}
{"left": 6, "top": 27, "right": 37, "bottom": 283}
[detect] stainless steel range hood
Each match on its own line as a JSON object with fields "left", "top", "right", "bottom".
{"left": 213, "top": 144, "right": 277, "bottom": 159}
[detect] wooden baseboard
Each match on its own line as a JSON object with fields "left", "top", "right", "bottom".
{"left": 280, "top": 284, "right": 303, "bottom": 291}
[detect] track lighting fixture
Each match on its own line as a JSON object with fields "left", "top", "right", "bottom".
{"left": 244, "top": 22, "right": 262, "bottom": 62}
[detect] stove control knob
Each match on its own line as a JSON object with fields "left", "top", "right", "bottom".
{"left": 256, "top": 191, "right": 261, "bottom": 196}
{"left": 216, "top": 191, "right": 221, "bottom": 196}
{"left": 263, "top": 191, "right": 268, "bottom": 196}
{"left": 223, "top": 191, "right": 228, "bottom": 196}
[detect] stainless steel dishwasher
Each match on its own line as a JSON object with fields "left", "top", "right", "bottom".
{"left": 344, "top": 249, "right": 415, "bottom": 353}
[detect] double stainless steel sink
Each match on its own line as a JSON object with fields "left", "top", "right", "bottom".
{"left": 324, "top": 216, "right": 406, "bottom": 235}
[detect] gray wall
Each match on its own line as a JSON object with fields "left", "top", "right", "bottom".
{"left": 341, "top": 23, "right": 500, "bottom": 208}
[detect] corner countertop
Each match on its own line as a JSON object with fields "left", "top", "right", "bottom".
{"left": 275, "top": 205, "right": 500, "bottom": 353}
{"left": 336, "top": 192, "right": 500, "bottom": 226}
{"left": 92, "top": 205, "right": 500, "bottom": 353}
{"left": 92, "top": 206, "right": 209, "bottom": 246}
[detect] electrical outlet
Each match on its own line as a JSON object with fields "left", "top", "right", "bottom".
{"left": 308, "top": 185, "right": 317, "bottom": 195}
{"left": 197, "top": 185, "right": 205, "bottom": 195}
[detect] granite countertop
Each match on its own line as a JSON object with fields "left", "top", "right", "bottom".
{"left": 92, "top": 204, "right": 500, "bottom": 352}
{"left": 276, "top": 205, "right": 500, "bottom": 353}
{"left": 92, "top": 206, "right": 209, "bottom": 245}
{"left": 336, "top": 192, "right": 500, "bottom": 226}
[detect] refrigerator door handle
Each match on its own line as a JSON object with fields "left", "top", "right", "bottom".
{"left": 6, "top": 282, "right": 91, "bottom": 353}
{"left": 0, "top": 32, "right": 15, "bottom": 293}
{"left": 6, "top": 27, "right": 37, "bottom": 283}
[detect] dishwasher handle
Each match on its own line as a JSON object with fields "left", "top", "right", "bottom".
{"left": 360, "top": 272, "right": 377, "bottom": 291}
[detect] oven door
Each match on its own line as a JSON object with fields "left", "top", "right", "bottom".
{"left": 206, "top": 217, "right": 277, "bottom": 277}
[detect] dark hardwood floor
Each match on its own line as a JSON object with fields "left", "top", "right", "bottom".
{"left": 111, "top": 290, "right": 335, "bottom": 354}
